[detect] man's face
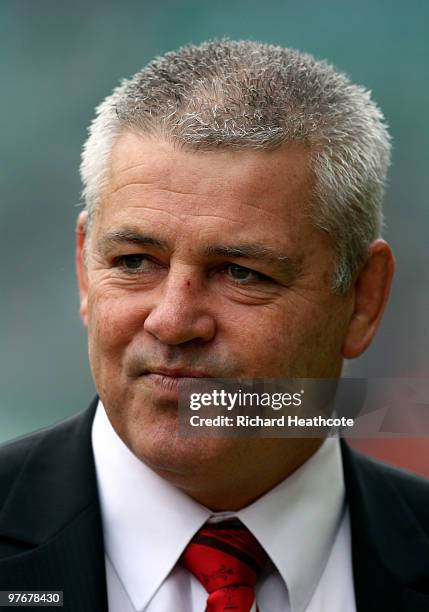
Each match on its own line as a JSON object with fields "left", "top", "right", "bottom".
{"left": 77, "top": 132, "right": 354, "bottom": 483}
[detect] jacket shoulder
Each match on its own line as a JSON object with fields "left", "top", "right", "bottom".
{"left": 345, "top": 443, "right": 429, "bottom": 530}
{"left": 0, "top": 428, "right": 46, "bottom": 509}
{"left": 0, "top": 405, "right": 97, "bottom": 512}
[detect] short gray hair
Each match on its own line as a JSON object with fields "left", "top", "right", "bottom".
{"left": 80, "top": 39, "right": 391, "bottom": 291}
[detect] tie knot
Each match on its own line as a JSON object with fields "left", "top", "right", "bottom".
{"left": 181, "top": 519, "right": 268, "bottom": 611}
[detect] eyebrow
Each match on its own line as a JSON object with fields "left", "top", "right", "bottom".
{"left": 204, "top": 244, "right": 300, "bottom": 277}
{"left": 97, "top": 229, "right": 300, "bottom": 277}
{"left": 97, "top": 229, "right": 170, "bottom": 256}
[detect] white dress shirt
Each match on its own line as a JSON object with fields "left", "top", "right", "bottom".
{"left": 92, "top": 402, "right": 356, "bottom": 611}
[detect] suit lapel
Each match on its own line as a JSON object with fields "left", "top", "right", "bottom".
{"left": 0, "top": 397, "right": 107, "bottom": 611}
{"left": 342, "top": 440, "right": 429, "bottom": 612}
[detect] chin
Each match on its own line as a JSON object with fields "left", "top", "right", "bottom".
{"left": 127, "top": 423, "right": 237, "bottom": 478}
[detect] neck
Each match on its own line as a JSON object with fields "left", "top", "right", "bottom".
{"left": 159, "top": 438, "right": 324, "bottom": 511}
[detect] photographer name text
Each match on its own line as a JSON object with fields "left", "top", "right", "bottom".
{"left": 188, "top": 414, "right": 354, "bottom": 428}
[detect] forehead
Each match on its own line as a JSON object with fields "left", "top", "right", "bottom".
{"left": 108, "top": 131, "right": 311, "bottom": 202}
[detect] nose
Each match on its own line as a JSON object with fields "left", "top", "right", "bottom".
{"left": 143, "top": 267, "right": 216, "bottom": 345}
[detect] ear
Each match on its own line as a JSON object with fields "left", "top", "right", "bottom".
{"left": 342, "top": 239, "right": 395, "bottom": 359}
{"left": 76, "top": 211, "right": 89, "bottom": 327}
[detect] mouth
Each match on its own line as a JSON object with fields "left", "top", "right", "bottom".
{"left": 141, "top": 368, "right": 212, "bottom": 396}
{"left": 145, "top": 368, "right": 212, "bottom": 378}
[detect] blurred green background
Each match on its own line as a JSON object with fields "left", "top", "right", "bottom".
{"left": 1, "top": 1, "right": 428, "bottom": 454}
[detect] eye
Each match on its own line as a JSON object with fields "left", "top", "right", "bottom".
{"left": 226, "top": 263, "right": 268, "bottom": 284}
{"left": 115, "top": 254, "right": 149, "bottom": 273}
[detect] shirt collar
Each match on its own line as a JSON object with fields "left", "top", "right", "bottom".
{"left": 236, "top": 436, "right": 345, "bottom": 612}
{"left": 92, "top": 402, "right": 210, "bottom": 611}
{"left": 92, "top": 401, "right": 345, "bottom": 612}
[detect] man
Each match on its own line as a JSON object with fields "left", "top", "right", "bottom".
{"left": 0, "top": 40, "right": 428, "bottom": 612}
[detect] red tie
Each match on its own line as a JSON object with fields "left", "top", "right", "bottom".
{"left": 181, "top": 519, "right": 268, "bottom": 612}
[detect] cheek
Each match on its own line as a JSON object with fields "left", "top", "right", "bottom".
{"left": 228, "top": 299, "right": 344, "bottom": 376}
{"left": 87, "top": 288, "right": 148, "bottom": 358}
{"left": 225, "top": 306, "right": 298, "bottom": 368}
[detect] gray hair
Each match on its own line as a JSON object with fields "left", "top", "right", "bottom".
{"left": 80, "top": 39, "right": 391, "bottom": 291}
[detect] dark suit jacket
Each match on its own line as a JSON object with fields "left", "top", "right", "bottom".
{"left": 0, "top": 397, "right": 429, "bottom": 611}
